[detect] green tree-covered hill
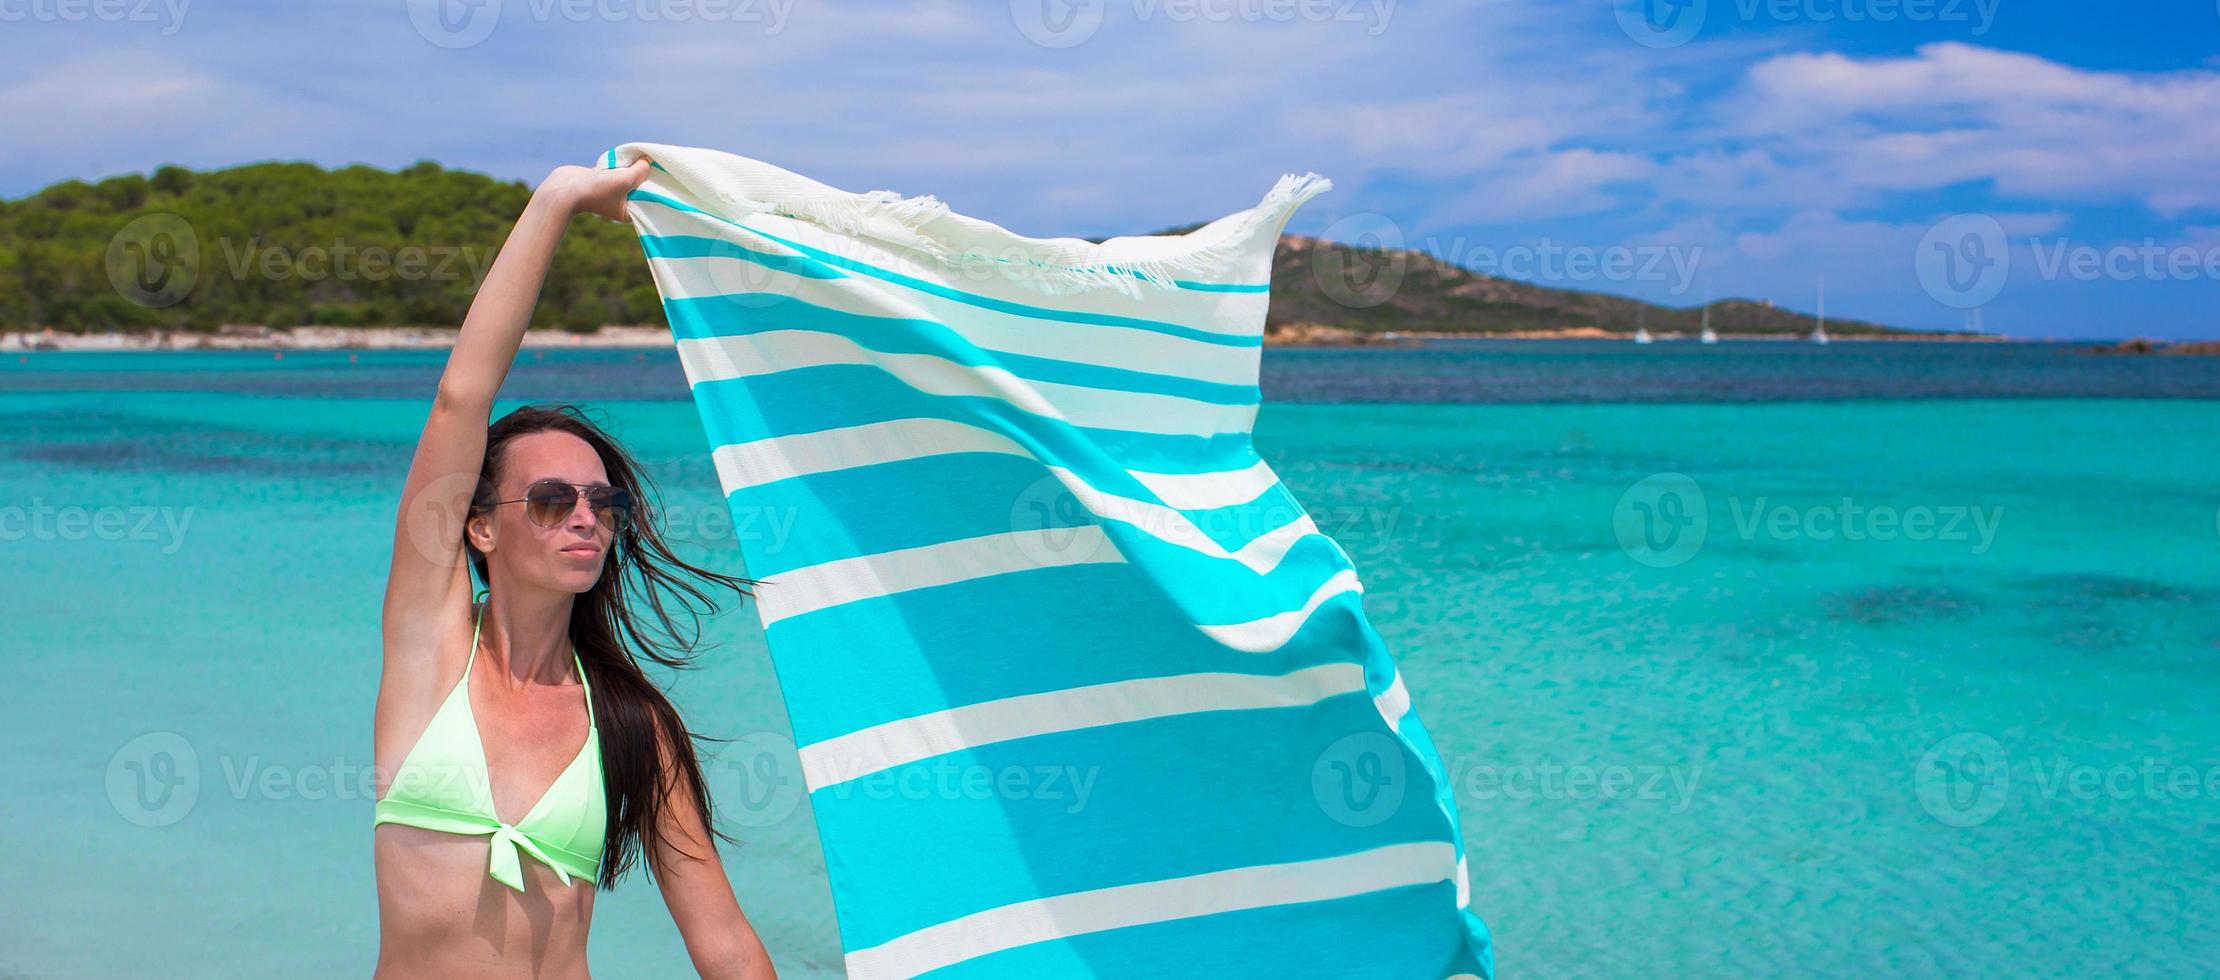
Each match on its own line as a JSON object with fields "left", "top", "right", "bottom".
{"left": 2, "top": 160, "right": 1924, "bottom": 337}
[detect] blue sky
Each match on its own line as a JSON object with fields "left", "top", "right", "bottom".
{"left": 4, "top": 0, "right": 2216, "bottom": 337}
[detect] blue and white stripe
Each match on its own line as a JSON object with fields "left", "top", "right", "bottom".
{"left": 603, "top": 142, "right": 1493, "bottom": 979}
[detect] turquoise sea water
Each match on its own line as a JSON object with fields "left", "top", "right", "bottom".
{"left": 4, "top": 342, "right": 2218, "bottom": 977}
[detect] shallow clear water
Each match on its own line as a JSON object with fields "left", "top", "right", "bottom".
{"left": 3, "top": 342, "right": 2216, "bottom": 977}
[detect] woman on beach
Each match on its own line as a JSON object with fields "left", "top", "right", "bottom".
{"left": 370, "top": 157, "right": 778, "bottom": 979}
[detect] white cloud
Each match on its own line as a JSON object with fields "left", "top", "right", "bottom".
{"left": 0, "top": 51, "right": 307, "bottom": 179}
{"left": 1702, "top": 42, "right": 2220, "bottom": 216}
{"left": 1427, "top": 148, "right": 1655, "bottom": 225}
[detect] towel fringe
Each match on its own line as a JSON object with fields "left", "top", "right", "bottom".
{"left": 736, "top": 171, "right": 1332, "bottom": 297}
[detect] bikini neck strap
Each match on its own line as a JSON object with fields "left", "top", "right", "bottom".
{"left": 466, "top": 586, "right": 489, "bottom": 677}
{"left": 469, "top": 587, "right": 593, "bottom": 724}
{"left": 574, "top": 645, "right": 595, "bottom": 726}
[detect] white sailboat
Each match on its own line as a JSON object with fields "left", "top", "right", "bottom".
{"left": 1700, "top": 283, "right": 1718, "bottom": 344}
{"left": 1634, "top": 308, "right": 1653, "bottom": 344}
{"left": 1811, "top": 276, "right": 1830, "bottom": 345}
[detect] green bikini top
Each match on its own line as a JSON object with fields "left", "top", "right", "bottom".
{"left": 374, "top": 588, "right": 606, "bottom": 892}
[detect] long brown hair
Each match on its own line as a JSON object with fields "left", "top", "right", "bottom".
{"left": 464, "top": 402, "right": 759, "bottom": 890}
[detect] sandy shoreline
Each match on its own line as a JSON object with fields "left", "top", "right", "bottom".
{"left": 2, "top": 323, "right": 2006, "bottom": 352}
{"left": 0, "top": 325, "right": 674, "bottom": 352}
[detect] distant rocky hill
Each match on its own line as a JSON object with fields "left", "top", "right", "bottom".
{"left": 1258, "top": 234, "right": 1929, "bottom": 339}
{"left": 1102, "top": 220, "right": 1940, "bottom": 340}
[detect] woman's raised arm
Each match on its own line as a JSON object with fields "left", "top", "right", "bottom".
{"left": 380, "top": 159, "right": 652, "bottom": 664}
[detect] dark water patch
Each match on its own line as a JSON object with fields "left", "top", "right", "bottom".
{"left": 2044, "top": 618, "right": 2151, "bottom": 651}
{"left": 2014, "top": 575, "right": 2216, "bottom": 655}
{"left": 1823, "top": 585, "right": 1986, "bottom": 625}
{"left": 2015, "top": 573, "right": 2208, "bottom": 608}
{"left": 3, "top": 410, "right": 404, "bottom": 478}
{"left": 18, "top": 441, "right": 258, "bottom": 473}
{"left": 1, "top": 348, "right": 696, "bottom": 402}
{"left": 1, "top": 407, "right": 133, "bottom": 440}
{"left": 1305, "top": 455, "right": 1496, "bottom": 480}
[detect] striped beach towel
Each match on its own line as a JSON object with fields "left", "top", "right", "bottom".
{"left": 600, "top": 142, "right": 1493, "bottom": 979}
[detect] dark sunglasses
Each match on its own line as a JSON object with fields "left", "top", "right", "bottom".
{"left": 489, "top": 479, "right": 635, "bottom": 532}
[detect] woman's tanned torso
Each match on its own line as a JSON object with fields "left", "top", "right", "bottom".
{"left": 373, "top": 598, "right": 599, "bottom": 979}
